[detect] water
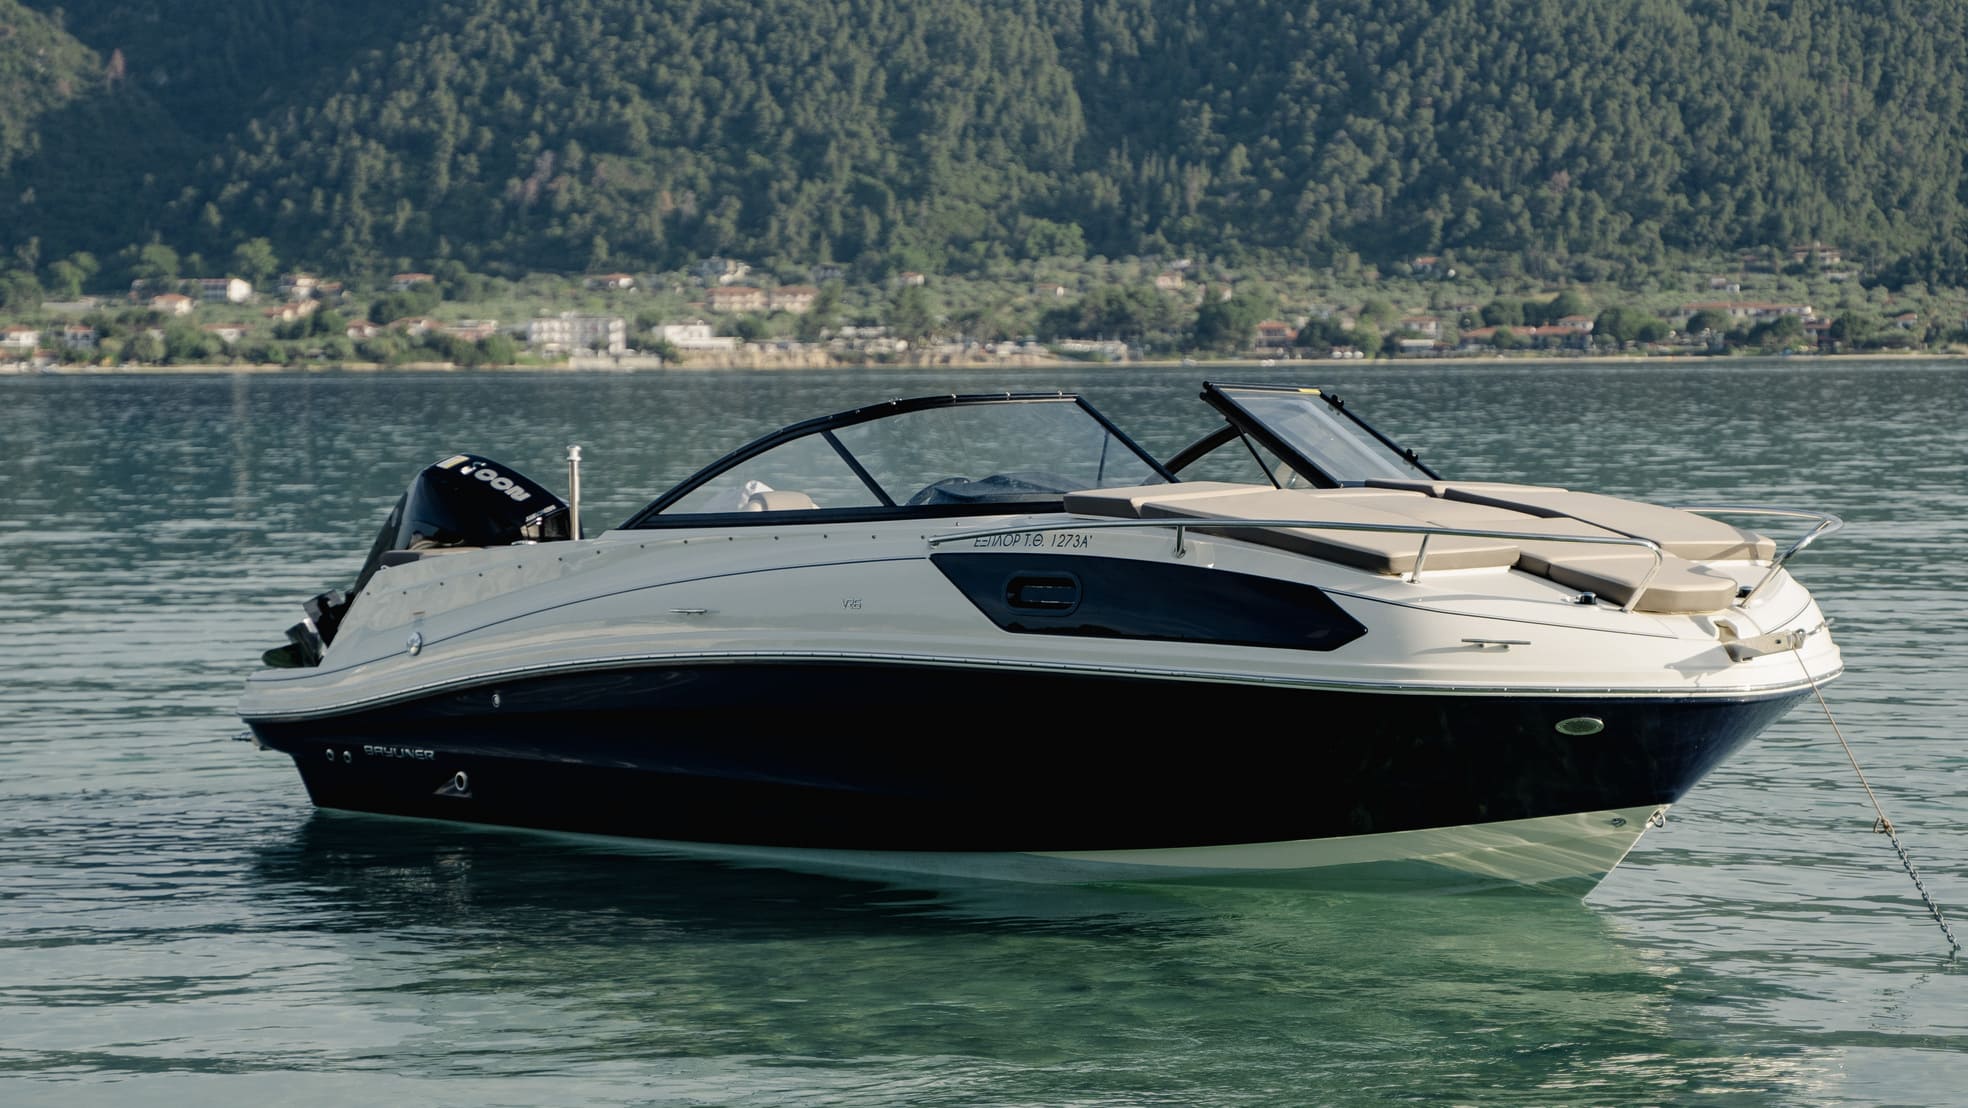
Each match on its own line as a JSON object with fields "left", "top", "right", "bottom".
{"left": 2, "top": 361, "right": 1963, "bottom": 1105}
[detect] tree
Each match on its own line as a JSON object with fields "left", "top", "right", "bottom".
{"left": 231, "top": 238, "right": 279, "bottom": 287}
{"left": 477, "top": 333, "right": 519, "bottom": 366}
{"left": 1036, "top": 284, "right": 1175, "bottom": 345}
{"left": 163, "top": 322, "right": 222, "bottom": 364}
{"left": 1828, "top": 311, "right": 1879, "bottom": 348}
{"left": 368, "top": 286, "right": 441, "bottom": 324}
{"left": 1293, "top": 316, "right": 1351, "bottom": 353}
{"left": 1747, "top": 314, "right": 1806, "bottom": 351}
{"left": 1482, "top": 299, "right": 1525, "bottom": 327}
{"left": 1536, "top": 289, "right": 1590, "bottom": 325}
{"left": 1685, "top": 309, "right": 1729, "bottom": 336}
{"left": 0, "top": 269, "right": 42, "bottom": 311}
{"left": 888, "top": 285, "right": 937, "bottom": 346}
{"left": 951, "top": 297, "right": 1018, "bottom": 344}
{"left": 240, "top": 337, "right": 289, "bottom": 365}
{"left": 46, "top": 252, "right": 99, "bottom": 298}
{"left": 1358, "top": 297, "right": 1399, "bottom": 329}
{"left": 1593, "top": 306, "right": 1665, "bottom": 345}
{"left": 131, "top": 242, "right": 181, "bottom": 283}
{"left": 1193, "top": 291, "right": 1275, "bottom": 352}
{"left": 311, "top": 310, "right": 348, "bottom": 338}
{"left": 125, "top": 331, "right": 167, "bottom": 364}
{"left": 359, "top": 332, "right": 410, "bottom": 365}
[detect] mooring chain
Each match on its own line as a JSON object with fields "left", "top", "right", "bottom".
{"left": 1796, "top": 652, "right": 1961, "bottom": 953}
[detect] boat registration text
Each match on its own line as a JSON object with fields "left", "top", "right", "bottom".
{"left": 971, "top": 532, "right": 1092, "bottom": 549}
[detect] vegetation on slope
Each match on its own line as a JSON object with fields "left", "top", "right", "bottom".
{"left": 5, "top": 0, "right": 1968, "bottom": 290}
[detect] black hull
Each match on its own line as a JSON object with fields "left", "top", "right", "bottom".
{"left": 246, "top": 662, "right": 1804, "bottom": 853}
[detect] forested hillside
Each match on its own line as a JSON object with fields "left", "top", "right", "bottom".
{"left": 6, "top": 0, "right": 1968, "bottom": 287}
{"left": 0, "top": 0, "right": 115, "bottom": 171}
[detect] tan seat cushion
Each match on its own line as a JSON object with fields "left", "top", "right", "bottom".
{"left": 1537, "top": 552, "right": 1740, "bottom": 613}
{"left": 743, "top": 489, "right": 819, "bottom": 511}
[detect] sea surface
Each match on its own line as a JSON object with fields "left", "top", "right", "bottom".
{"left": 1, "top": 360, "right": 1963, "bottom": 1106}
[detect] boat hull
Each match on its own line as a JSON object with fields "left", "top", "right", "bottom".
{"left": 245, "top": 660, "right": 1806, "bottom": 891}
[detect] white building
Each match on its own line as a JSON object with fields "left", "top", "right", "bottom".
{"left": 528, "top": 313, "right": 627, "bottom": 355}
{"left": 198, "top": 277, "right": 253, "bottom": 303}
{"left": 657, "top": 322, "right": 737, "bottom": 351}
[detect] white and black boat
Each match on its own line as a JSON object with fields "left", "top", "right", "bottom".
{"left": 238, "top": 382, "right": 1844, "bottom": 893}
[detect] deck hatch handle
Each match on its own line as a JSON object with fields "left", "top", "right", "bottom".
{"left": 1005, "top": 572, "right": 1082, "bottom": 613}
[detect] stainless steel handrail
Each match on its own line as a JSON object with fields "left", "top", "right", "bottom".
{"left": 1674, "top": 505, "right": 1844, "bottom": 603}
{"left": 928, "top": 517, "right": 1669, "bottom": 612}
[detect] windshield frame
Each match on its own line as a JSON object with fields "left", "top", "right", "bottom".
{"left": 619, "top": 392, "right": 1176, "bottom": 528}
{"left": 1171, "top": 382, "right": 1440, "bottom": 487}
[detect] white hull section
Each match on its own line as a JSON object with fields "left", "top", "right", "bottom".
{"left": 241, "top": 518, "right": 1843, "bottom": 723}
{"left": 486, "top": 804, "right": 1671, "bottom": 895}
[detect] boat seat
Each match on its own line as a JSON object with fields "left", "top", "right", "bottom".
{"left": 1368, "top": 480, "right": 1774, "bottom": 561}
{"left": 1130, "top": 487, "right": 1522, "bottom": 575}
{"left": 743, "top": 489, "right": 819, "bottom": 512}
{"left": 1532, "top": 551, "right": 1740, "bottom": 613}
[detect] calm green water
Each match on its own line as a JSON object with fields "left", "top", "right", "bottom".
{"left": 2, "top": 361, "right": 1963, "bottom": 1105}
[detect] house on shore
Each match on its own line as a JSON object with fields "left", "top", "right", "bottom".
{"left": 768, "top": 286, "right": 819, "bottom": 314}
{"left": 198, "top": 277, "right": 253, "bottom": 304}
{"left": 528, "top": 312, "right": 627, "bottom": 355}
{"left": 707, "top": 286, "right": 768, "bottom": 314}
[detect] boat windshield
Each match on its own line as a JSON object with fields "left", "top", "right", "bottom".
{"left": 1182, "top": 383, "right": 1437, "bottom": 487}
{"left": 624, "top": 393, "right": 1171, "bottom": 524}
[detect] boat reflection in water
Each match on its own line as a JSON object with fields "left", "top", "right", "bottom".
{"left": 248, "top": 810, "right": 1838, "bottom": 1105}
{"left": 239, "top": 382, "right": 1844, "bottom": 894}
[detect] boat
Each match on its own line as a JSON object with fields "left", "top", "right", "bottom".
{"left": 238, "top": 382, "right": 1844, "bottom": 894}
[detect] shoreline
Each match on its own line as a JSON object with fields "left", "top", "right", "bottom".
{"left": 5, "top": 349, "right": 1963, "bottom": 377}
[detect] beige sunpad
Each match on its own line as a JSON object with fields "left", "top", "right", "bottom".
{"left": 1330, "top": 494, "right": 1736, "bottom": 610}
{"left": 1064, "top": 482, "right": 1276, "bottom": 518}
{"left": 1388, "top": 482, "right": 1777, "bottom": 561}
{"left": 1131, "top": 488, "right": 1521, "bottom": 575}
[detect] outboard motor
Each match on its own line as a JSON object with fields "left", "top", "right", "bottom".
{"left": 264, "top": 453, "right": 572, "bottom": 668}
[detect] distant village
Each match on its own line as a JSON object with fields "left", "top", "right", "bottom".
{"left": 3, "top": 242, "right": 1964, "bottom": 370}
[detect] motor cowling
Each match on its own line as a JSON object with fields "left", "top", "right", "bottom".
{"left": 263, "top": 453, "right": 571, "bottom": 668}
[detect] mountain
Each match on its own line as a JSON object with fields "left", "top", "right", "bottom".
{"left": 6, "top": 0, "right": 1967, "bottom": 284}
